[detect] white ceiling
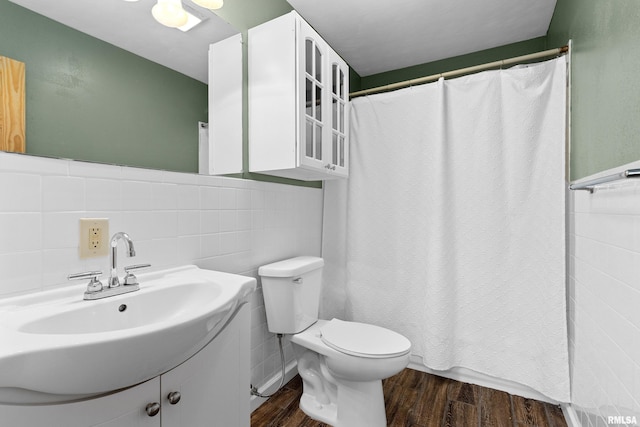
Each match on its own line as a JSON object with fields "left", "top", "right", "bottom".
{"left": 9, "top": 0, "right": 558, "bottom": 82}
{"left": 287, "top": 0, "right": 558, "bottom": 77}
{"left": 8, "top": 0, "right": 238, "bottom": 83}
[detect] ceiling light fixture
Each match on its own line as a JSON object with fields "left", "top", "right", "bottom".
{"left": 152, "top": 0, "right": 189, "bottom": 28}
{"left": 177, "top": 4, "right": 207, "bottom": 32}
{"left": 191, "top": 0, "right": 224, "bottom": 10}
{"left": 177, "top": 13, "right": 202, "bottom": 32}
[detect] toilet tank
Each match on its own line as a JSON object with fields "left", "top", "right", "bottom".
{"left": 258, "top": 256, "right": 324, "bottom": 334}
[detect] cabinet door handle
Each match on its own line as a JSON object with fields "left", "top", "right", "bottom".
{"left": 167, "top": 391, "right": 182, "bottom": 405}
{"left": 145, "top": 402, "right": 161, "bottom": 417}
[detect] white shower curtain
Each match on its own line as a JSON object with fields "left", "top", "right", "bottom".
{"left": 322, "top": 57, "right": 570, "bottom": 402}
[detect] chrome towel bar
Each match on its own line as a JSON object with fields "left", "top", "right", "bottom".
{"left": 569, "top": 168, "right": 640, "bottom": 193}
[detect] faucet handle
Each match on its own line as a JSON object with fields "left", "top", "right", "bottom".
{"left": 123, "top": 264, "right": 151, "bottom": 286}
{"left": 68, "top": 271, "right": 103, "bottom": 294}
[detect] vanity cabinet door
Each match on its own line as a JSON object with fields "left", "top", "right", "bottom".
{"left": 160, "top": 305, "right": 250, "bottom": 427}
{"left": 0, "top": 378, "right": 160, "bottom": 427}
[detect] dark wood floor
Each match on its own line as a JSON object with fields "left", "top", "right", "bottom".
{"left": 251, "top": 368, "right": 567, "bottom": 427}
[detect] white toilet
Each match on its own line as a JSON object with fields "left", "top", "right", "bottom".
{"left": 258, "top": 256, "right": 411, "bottom": 427}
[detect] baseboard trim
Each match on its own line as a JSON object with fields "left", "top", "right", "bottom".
{"left": 250, "top": 360, "right": 298, "bottom": 413}
{"left": 407, "top": 360, "right": 560, "bottom": 404}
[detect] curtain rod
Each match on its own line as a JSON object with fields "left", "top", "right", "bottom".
{"left": 349, "top": 45, "right": 569, "bottom": 99}
{"left": 569, "top": 168, "right": 640, "bottom": 193}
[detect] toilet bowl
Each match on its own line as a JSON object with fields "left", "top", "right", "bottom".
{"left": 291, "top": 319, "right": 410, "bottom": 427}
{"left": 258, "top": 257, "right": 411, "bottom": 427}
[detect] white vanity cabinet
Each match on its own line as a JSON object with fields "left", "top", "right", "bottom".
{"left": 249, "top": 11, "right": 349, "bottom": 180}
{"left": 0, "top": 378, "right": 161, "bottom": 427}
{"left": 0, "top": 306, "right": 250, "bottom": 427}
{"left": 160, "top": 304, "right": 249, "bottom": 426}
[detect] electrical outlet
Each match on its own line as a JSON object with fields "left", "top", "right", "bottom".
{"left": 79, "top": 218, "right": 109, "bottom": 258}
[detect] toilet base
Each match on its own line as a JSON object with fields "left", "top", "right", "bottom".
{"left": 299, "top": 393, "right": 337, "bottom": 425}
{"left": 297, "top": 349, "right": 387, "bottom": 427}
{"left": 290, "top": 320, "right": 408, "bottom": 427}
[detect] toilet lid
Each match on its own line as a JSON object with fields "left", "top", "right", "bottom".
{"left": 320, "top": 319, "right": 411, "bottom": 359}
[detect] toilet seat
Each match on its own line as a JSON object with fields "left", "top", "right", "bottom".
{"left": 320, "top": 319, "right": 411, "bottom": 359}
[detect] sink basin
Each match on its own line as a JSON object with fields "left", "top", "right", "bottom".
{"left": 19, "top": 282, "right": 222, "bottom": 335}
{"left": 0, "top": 265, "right": 256, "bottom": 404}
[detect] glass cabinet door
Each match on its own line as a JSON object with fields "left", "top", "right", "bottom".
{"left": 296, "top": 16, "right": 348, "bottom": 178}
{"left": 328, "top": 51, "right": 349, "bottom": 176}
{"left": 299, "top": 24, "right": 326, "bottom": 171}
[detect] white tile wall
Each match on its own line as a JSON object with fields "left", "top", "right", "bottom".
{"left": 0, "top": 151, "right": 323, "bottom": 394}
{"left": 569, "top": 162, "right": 640, "bottom": 427}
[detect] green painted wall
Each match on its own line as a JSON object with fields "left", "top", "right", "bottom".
{"left": 0, "top": 0, "right": 207, "bottom": 173}
{"left": 9, "top": 0, "right": 630, "bottom": 182}
{"left": 548, "top": 0, "right": 640, "bottom": 180}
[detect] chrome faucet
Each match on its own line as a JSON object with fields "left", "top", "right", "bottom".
{"left": 109, "top": 232, "right": 136, "bottom": 288}
{"left": 68, "top": 232, "right": 150, "bottom": 300}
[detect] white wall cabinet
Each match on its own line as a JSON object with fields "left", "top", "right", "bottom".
{"left": 0, "top": 306, "right": 250, "bottom": 427}
{"left": 249, "top": 11, "right": 349, "bottom": 181}
{"left": 200, "top": 34, "right": 243, "bottom": 176}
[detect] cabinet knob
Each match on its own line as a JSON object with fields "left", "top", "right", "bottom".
{"left": 167, "top": 391, "right": 182, "bottom": 405}
{"left": 145, "top": 402, "right": 161, "bottom": 417}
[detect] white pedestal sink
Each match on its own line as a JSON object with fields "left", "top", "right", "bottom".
{"left": 0, "top": 265, "right": 256, "bottom": 404}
